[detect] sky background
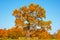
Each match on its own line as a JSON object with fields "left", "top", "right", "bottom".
{"left": 0, "top": 0, "right": 60, "bottom": 34}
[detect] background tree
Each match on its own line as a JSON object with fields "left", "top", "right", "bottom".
{"left": 56, "top": 30, "right": 60, "bottom": 39}
{"left": 0, "top": 28, "right": 8, "bottom": 38}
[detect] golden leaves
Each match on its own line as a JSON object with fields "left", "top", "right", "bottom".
{"left": 38, "top": 20, "right": 52, "bottom": 30}
{"left": 36, "top": 8, "right": 46, "bottom": 18}
{"left": 29, "top": 3, "right": 35, "bottom": 12}
{"left": 13, "top": 9, "right": 23, "bottom": 18}
{"left": 15, "top": 19, "right": 24, "bottom": 26}
{"left": 35, "top": 29, "right": 50, "bottom": 39}
{"left": 21, "top": 6, "right": 28, "bottom": 12}
{"left": 7, "top": 27, "right": 26, "bottom": 38}
{"left": 13, "top": 9, "right": 18, "bottom": 16}
{"left": 29, "top": 29, "right": 50, "bottom": 38}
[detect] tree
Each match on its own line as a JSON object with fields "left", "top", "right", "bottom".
{"left": 13, "top": 3, "right": 52, "bottom": 38}
{"left": 56, "top": 30, "right": 60, "bottom": 39}
{"left": 0, "top": 28, "right": 8, "bottom": 38}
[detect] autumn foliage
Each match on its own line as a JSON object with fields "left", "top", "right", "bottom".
{"left": 12, "top": 3, "right": 52, "bottom": 38}
{"left": 0, "top": 29, "right": 8, "bottom": 38}
{"left": 0, "top": 3, "right": 60, "bottom": 39}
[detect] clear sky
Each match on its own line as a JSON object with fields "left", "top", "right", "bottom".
{"left": 0, "top": 0, "right": 60, "bottom": 34}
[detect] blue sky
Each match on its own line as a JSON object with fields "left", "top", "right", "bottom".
{"left": 0, "top": 0, "right": 60, "bottom": 34}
